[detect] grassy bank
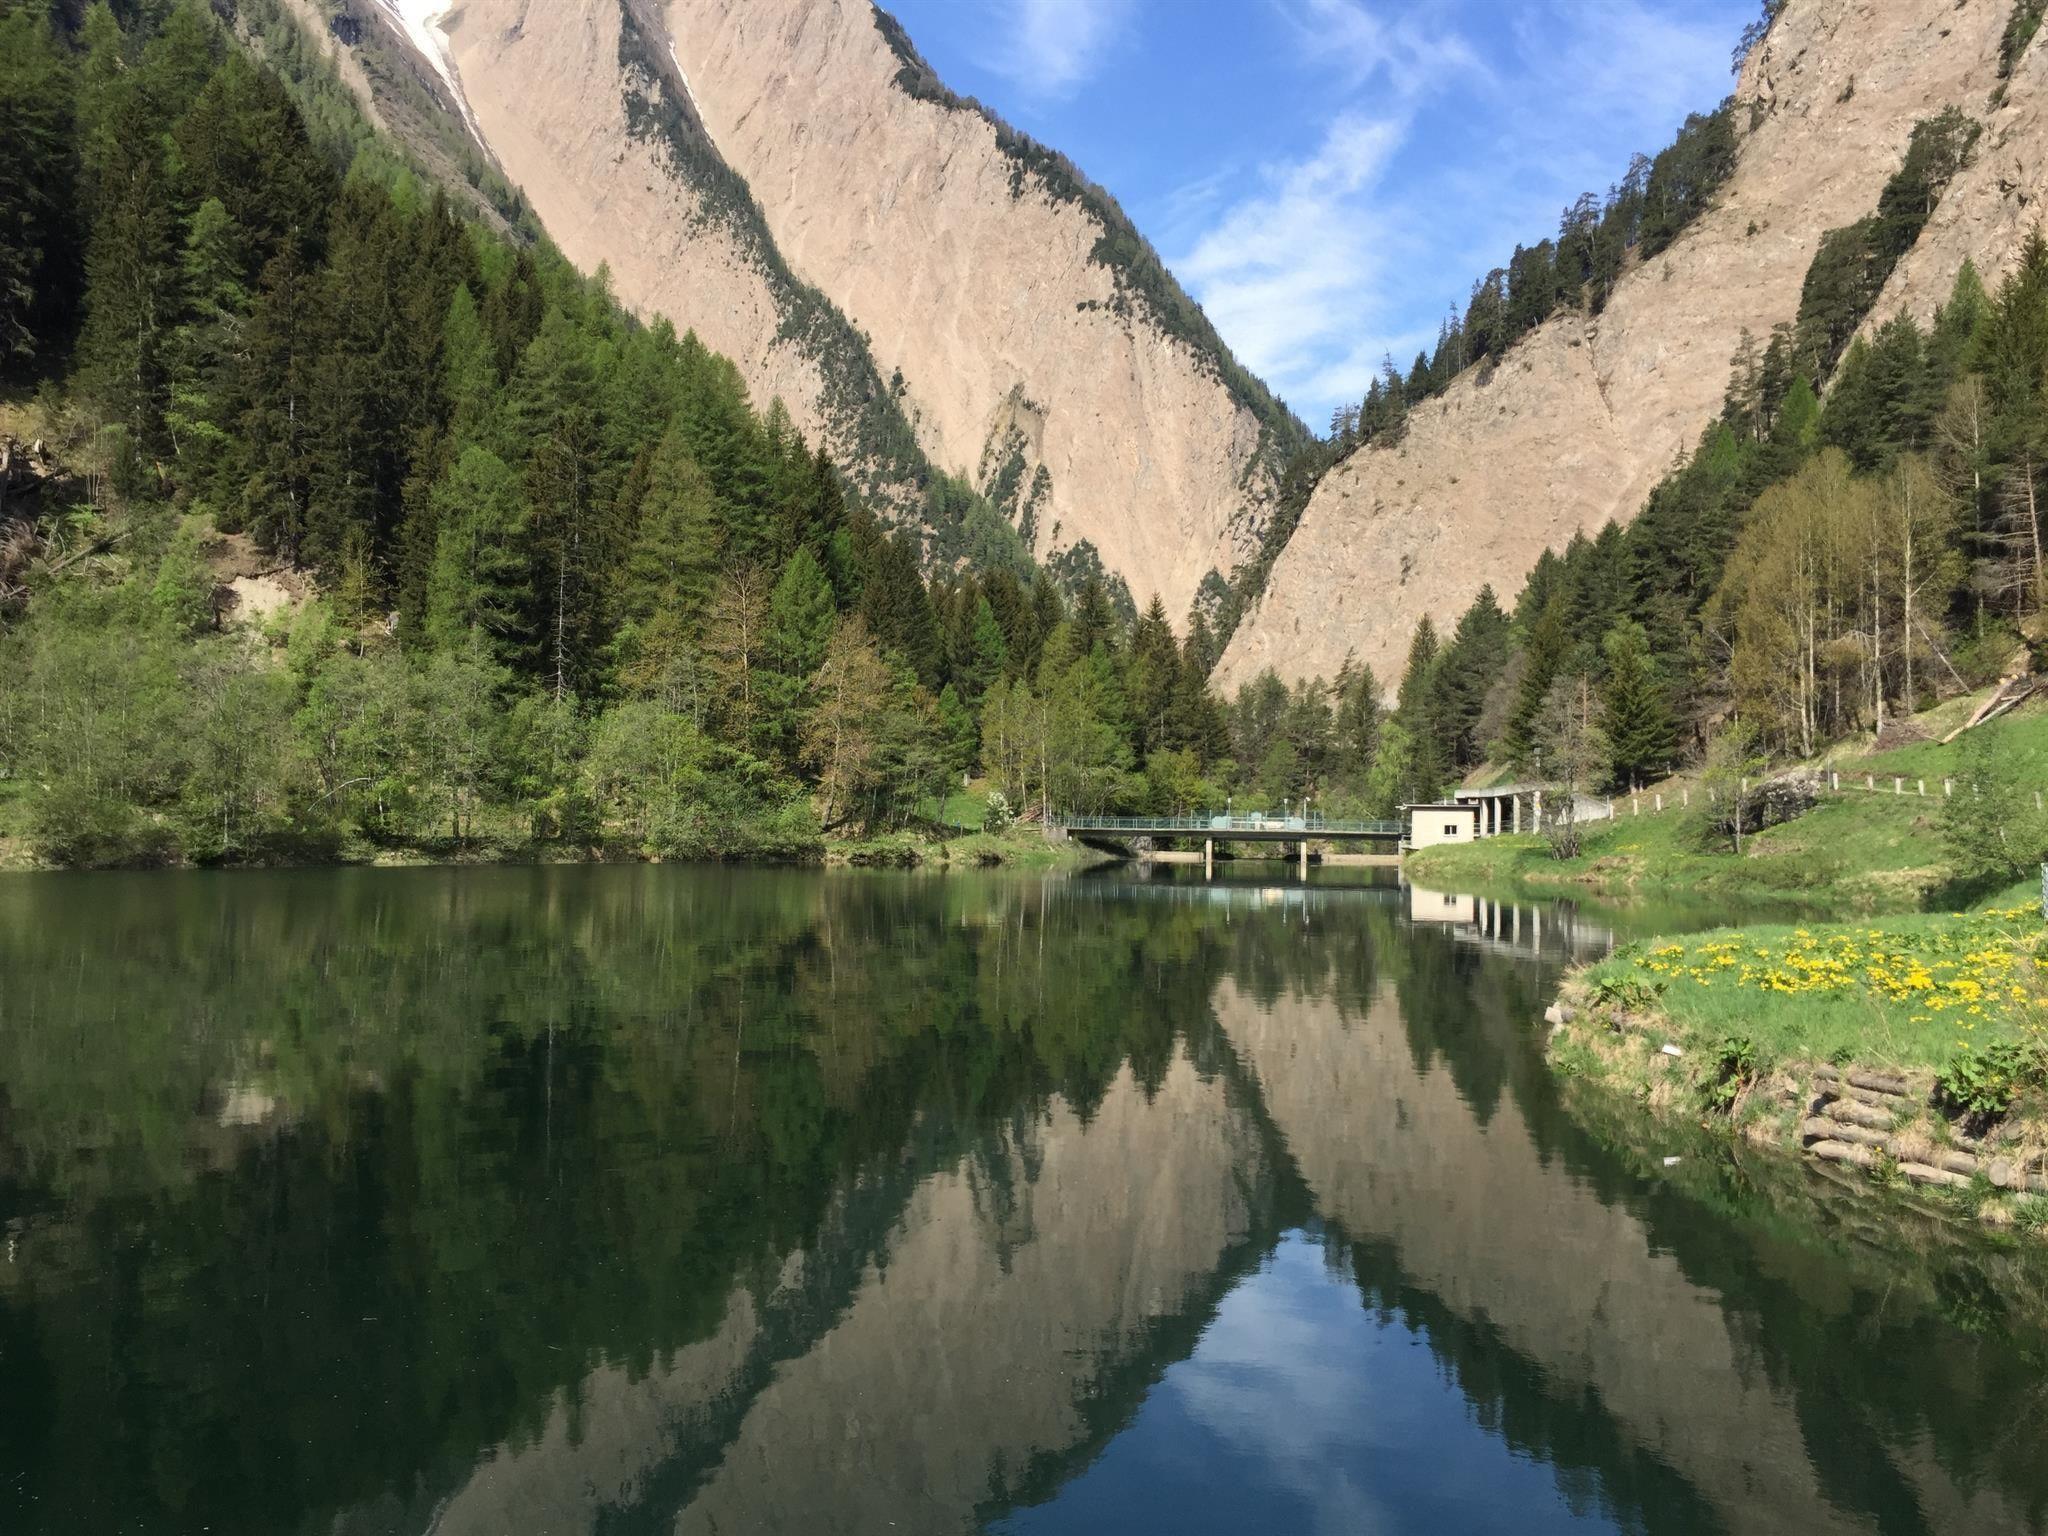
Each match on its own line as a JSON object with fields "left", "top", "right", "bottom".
{"left": 1410, "top": 695, "right": 2048, "bottom": 913}
{"left": 1405, "top": 791, "right": 1948, "bottom": 912}
{"left": 1549, "top": 893, "right": 2048, "bottom": 1232}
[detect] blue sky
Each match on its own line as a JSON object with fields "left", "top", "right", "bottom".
{"left": 882, "top": 0, "right": 1758, "bottom": 428}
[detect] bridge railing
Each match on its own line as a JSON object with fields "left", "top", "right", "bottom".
{"left": 1053, "top": 813, "right": 1405, "bottom": 837}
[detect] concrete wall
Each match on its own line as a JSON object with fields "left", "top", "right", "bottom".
{"left": 1407, "top": 809, "right": 1477, "bottom": 848}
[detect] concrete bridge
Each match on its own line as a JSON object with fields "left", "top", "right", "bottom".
{"left": 1051, "top": 813, "right": 1405, "bottom": 877}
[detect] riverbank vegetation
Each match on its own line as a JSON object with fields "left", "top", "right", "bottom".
{"left": 1553, "top": 898, "right": 2048, "bottom": 1230}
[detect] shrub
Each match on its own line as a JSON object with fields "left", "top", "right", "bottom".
{"left": 1704, "top": 1035, "right": 1761, "bottom": 1114}
{"left": 1935, "top": 1039, "right": 2046, "bottom": 1129}
{"left": 982, "top": 789, "right": 1014, "bottom": 832}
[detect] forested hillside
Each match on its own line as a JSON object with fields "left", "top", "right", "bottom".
{"left": 0, "top": 0, "right": 1289, "bottom": 867}
{"left": 1235, "top": 236, "right": 2048, "bottom": 831}
{"left": 1220, "top": 0, "right": 2014, "bottom": 696}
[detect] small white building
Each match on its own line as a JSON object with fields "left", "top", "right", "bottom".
{"left": 1403, "top": 802, "right": 1479, "bottom": 848}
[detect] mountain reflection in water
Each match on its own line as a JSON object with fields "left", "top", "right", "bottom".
{"left": 2, "top": 865, "right": 2045, "bottom": 1535}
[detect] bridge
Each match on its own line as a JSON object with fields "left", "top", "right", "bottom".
{"left": 1051, "top": 813, "right": 1405, "bottom": 876}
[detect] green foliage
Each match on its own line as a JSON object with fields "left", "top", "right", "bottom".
{"left": 2001, "top": 0, "right": 2047, "bottom": 78}
{"left": 1940, "top": 726, "right": 2038, "bottom": 888}
{"left": 1588, "top": 973, "right": 1668, "bottom": 1012}
{"left": 1794, "top": 109, "right": 1978, "bottom": 386}
{"left": 1934, "top": 1039, "right": 2046, "bottom": 1126}
{"left": 1600, "top": 621, "right": 1674, "bottom": 791}
{"left": 1703, "top": 1035, "right": 1761, "bottom": 1115}
{"left": 0, "top": 3, "right": 77, "bottom": 368}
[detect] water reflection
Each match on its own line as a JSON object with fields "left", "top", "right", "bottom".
{"left": 1, "top": 867, "right": 2045, "bottom": 1534}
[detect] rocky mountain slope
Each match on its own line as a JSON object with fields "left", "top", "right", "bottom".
{"left": 1218, "top": 0, "right": 2018, "bottom": 692}
{"left": 323, "top": 0, "right": 1301, "bottom": 618}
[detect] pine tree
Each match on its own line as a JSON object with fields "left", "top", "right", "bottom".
{"left": 1433, "top": 586, "right": 1510, "bottom": 768}
{"left": 239, "top": 244, "right": 313, "bottom": 558}
{"left": 962, "top": 595, "right": 1008, "bottom": 704}
{"left": 859, "top": 531, "right": 941, "bottom": 687}
{"left": 616, "top": 421, "right": 720, "bottom": 634}
{"left": 1126, "top": 594, "right": 1178, "bottom": 757}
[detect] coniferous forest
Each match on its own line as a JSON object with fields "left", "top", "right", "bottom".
{"left": 0, "top": 0, "right": 1265, "bottom": 865}
{"left": 6, "top": 0, "right": 2048, "bottom": 870}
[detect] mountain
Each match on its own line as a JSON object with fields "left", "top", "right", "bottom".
{"left": 326, "top": 0, "right": 1303, "bottom": 617}
{"left": 1217, "top": 0, "right": 2016, "bottom": 692}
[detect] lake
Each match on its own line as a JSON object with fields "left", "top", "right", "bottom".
{"left": 3, "top": 864, "right": 2047, "bottom": 1534}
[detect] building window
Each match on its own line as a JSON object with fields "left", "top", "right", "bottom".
{"left": 1444, "top": 822, "right": 1459, "bottom": 836}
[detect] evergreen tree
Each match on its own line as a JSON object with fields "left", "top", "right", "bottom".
{"left": 1393, "top": 616, "right": 1445, "bottom": 801}
{"left": 422, "top": 446, "right": 528, "bottom": 659}
{"left": 0, "top": 3, "right": 76, "bottom": 368}
{"left": 1599, "top": 620, "right": 1674, "bottom": 790}
{"left": 759, "top": 546, "right": 837, "bottom": 762}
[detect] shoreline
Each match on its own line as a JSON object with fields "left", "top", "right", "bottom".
{"left": 0, "top": 825, "right": 1109, "bottom": 876}
{"left": 1545, "top": 905, "right": 2048, "bottom": 1239}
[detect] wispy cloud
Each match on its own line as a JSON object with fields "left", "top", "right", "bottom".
{"left": 1173, "top": 0, "right": 1745, "bottom": 424}
{"left": 1178, "top": 113, "right": 1414, "bottom": 404}
{"left": 977, "top": 0, "right": 1138, "bottom": 98}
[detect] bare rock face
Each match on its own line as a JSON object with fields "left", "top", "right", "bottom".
{"left": 1873, "top": 18, "right": 2048, "bottom": 322}
{"left": 1218, "top": 0, "right": 2007, "bottom": 693}
{"left": 422, "top": 0, "right": 1295, "bottom": 617}
{"left": 440, "top": 0, "right": 831, "bottom": 446}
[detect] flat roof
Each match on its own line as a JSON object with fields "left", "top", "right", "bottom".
{"left": 1453, "top": 784, "right": 1544, "bottom": 798}
{"left": 1403, "top": 802, "right": 1478, "bottom": 812}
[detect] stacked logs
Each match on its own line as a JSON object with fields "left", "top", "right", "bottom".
{"left": 1800, "top": 1065, "right": 2048, "bottom": 1193}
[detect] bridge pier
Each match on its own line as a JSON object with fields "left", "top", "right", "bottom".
{"left": 1298, "top": 840, "right": 1308, "bottom": 879}
{"left": 1204, "top": 838, "right": 1213, "bottom": 878}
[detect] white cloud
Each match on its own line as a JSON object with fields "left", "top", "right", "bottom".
{"left": 1177, "top": 112, "right": 1411, "bottom": 406}
{"left": 1173, "top": 0, "right": 1746, "bottom": 424}
{"left": 978, "top": 0, "right": 1138, "bottom": 98}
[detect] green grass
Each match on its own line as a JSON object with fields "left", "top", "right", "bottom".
{"left": 1579, "top": 887, "right": 2041, "bottom": 1077}
{"left": 1407, "top": 789, "right": 1948, "bottom": 913}
{"left": 1857, "top": 697, "right": 2048, "bottom": 783}
{"left": 916, "top": 786, "right": 993, "bottom": 830}
{"left": 1410, "top": 695, "right": 2048, "bottom": 913}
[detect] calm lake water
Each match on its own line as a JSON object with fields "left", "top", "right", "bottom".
{"left": 4, "top": 865, "right": 2048, "bottom": 1535}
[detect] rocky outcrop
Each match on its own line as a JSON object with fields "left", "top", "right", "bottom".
{"left": 354, "top": 0, "right": 1298, "bottom": 616}
{"left": 1219, "top": 0, "right": 2009, "bottom": 692}
{"left": 1873, "top": 14, "right": 2048, "bottom": 322}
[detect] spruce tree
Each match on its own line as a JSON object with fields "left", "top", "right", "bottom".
{"left": 1599, "top": 621, "right": 1673, "bottom": 790}
{"left": 0, "top": 4, "right": 76, "bottom": 368}
{"left": 759, "top": 546, "right": 837, "bottom": 764}
{"left": 1393, "top": 616, "right": 1445, "bottom": 801}
{"left": 422, "top": 446, "right": 529, "bottom": 659}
